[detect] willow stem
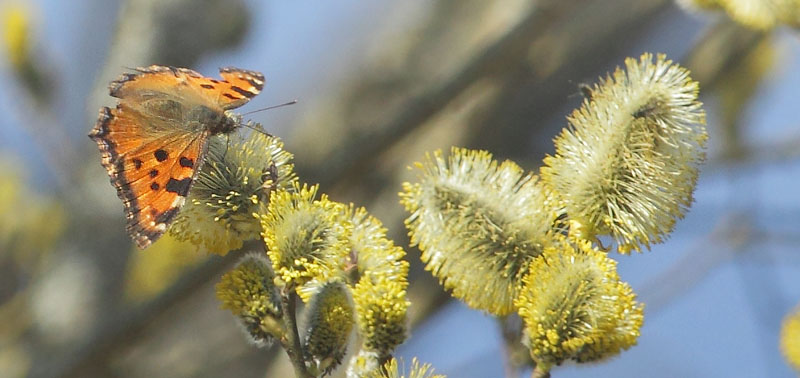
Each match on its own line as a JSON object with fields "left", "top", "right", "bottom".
{"left": 532, "top": 365, "right": 551, "bottom": 378}
{"left": 280, "top": 288, "right": 313, "bottom": 378}
{"left": 498, "top": 316, "right": 523, "bottom": 378}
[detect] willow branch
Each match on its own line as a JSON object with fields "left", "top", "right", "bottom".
{"left": 306, "top": 0, "right": 582, "bottom": 188}
{"left": 532, "top": 365, "right": 551, "bottom": 378}
{"left": 279, "top": 288, "right": 312, "bottom": 378}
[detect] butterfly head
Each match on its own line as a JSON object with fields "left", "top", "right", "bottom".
{"left": 188, "top": 105, "right": 241, "bottom": 135}
{"left": 218, "top": 110, "right": 243, "bottom": 135}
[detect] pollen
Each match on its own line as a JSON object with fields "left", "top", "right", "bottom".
{"left": 515, "top": 236, "right": 643, "bottom": 368}
{"left": 169, "top": 127, "right": 296, "bottom": 255}
{"left": 540, "top": 53, "right": 706, "bottom": 253}
{"left": 399, "top": 147, "right": 560, "bottom": 315}
{"left": 257, "top": 183, "right": 351, "bottom": 294}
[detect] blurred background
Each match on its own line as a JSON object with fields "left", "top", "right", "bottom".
{"left": 1, "top": 0, "right": 799, "bottom": 377}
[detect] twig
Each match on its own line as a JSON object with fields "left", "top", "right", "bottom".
{"left": 532, "top": 365, "right": 551, "bottom": 378}
{"left": 279, "top": 287, "right": 312, "bottom": 378}
{"left": 498, "top": 315, "right": 529, "bottom": 378}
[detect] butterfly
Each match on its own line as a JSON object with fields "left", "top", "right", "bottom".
{"left": 89, "top": 65, "right": 265, "bottom": 249}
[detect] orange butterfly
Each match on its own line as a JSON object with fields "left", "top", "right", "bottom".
{"left": 89, "top": 65, "right": 265, "bottom": 249}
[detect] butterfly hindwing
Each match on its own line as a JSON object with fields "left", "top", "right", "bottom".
{"left": 90, "top": 103, "right": 207, "bottom": 249}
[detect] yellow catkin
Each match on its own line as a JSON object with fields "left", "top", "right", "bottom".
{"left": 347, "top": 206, "right": 410, "bottom": 357}
{"left": 303, "top": 281, "right": 355, "bottom": 375}
{"left": 170, "top": 128, "right": 296, "bottom": 254}
{"left": 215, "top": 253, "right": 283, "bottom": 347}
{"left": 515, "top": 236, "right": 643, "bottom": 369}
{"left": 258, "top": 183, "right": 351, "bottom": 296}
{"left": 541, "top": 53, "right": 706, "bottom": 253}
{"left": 781, "top": 304, "right": 800, "bottom": 372}
{"left": 400, "top": 147, "right": 560, "bottom": 315}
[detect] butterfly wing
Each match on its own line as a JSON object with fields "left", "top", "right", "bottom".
{"left": 90, "top": 104, "right": 207, "bottom": 248}
{"left": 217, "top": 67, "right": 265, "bottom": 109}
{"left": 91, "top": 65, "right": 265, "bottom": 248}
{"left": 110, "top": 65, "right": 264, "bottom": 111}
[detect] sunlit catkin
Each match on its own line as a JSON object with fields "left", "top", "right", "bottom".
{"left": 677, "top": 0, "right": 800, "bottom": 29}
{"left": 215, "top": 253, "right": 283, "bottom": 347}
{"left": 781, "top": 304, "right": 800, "bottom": 373}
{"left": 170, "top": 127, "right": 296, "bottom": 254}
{"left": 348, "top": 206, "right": 410, "bottom": 358}
{"left": 303, "top": 281, "right": 355, "bottom": 376}
{"left": 346, "top": 350, "right": 382, "bottom": 378}
{"left": 400, "top": 148, "right": 559, "bottom": 315}
{"left": 541, "top": 53, "right": 706, "bottom": 253}
{"left": 362, "top": 357, "right": 446, "bottom": 378}
{"left": 514, "top": 237, "right": 643, "bottom": 373}
{"left": 258, "top": 183, "right": 351, "bottom": 293}
{"left": 2, "top": 3, "right": 30, "bottom": 68}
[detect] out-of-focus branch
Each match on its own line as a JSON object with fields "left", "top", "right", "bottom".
{"left": 86, "top": 0, "right": 249, "bottom": 119}
{"left": 469, "top": 0, "right": 673, "bottom": 161}
{"left": 37, "top": 247, "right": 246, "bottom": 378}
{"left": 684, "top": 20, "right": 766, "bottom": 88}
{"left": 303, "top": 0, "right": 586, "bottom": 188}
{"left": 637, "top": 213, "right": 751, "bottom": 314}
{"left": 707, "top": 133, "right": 800, "bottom": 168}
{"left": 30, "top": 1, "right": 253, "bottom": 376}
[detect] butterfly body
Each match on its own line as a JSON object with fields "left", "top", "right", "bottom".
{"left": 90, "top": 65, "right": 264, "bottom": 249}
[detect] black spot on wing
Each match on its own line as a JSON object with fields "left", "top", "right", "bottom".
{"left": 231, "top": 86, "right": 256, "bottom": 99}
{"left": 150, "top": 182, "right": 160, "bottom": 191}
{"left": 165, "top": 177, "right": 192, "bottom": 196}
{"left": 149, "top": 169, "right": 159, "bottom": 178}
{"left": 154, "top": 149, "right": 168, "bottom": 162}
{"left": 179, "top": 157, "right": 194, "bottom": 168}
{"left": 223, "top": 93, "right": 240, "bottom": 100}
{"left": 201, "top": 84, "right": 215, "bottom": 89}
{"left": 132, "top": 158, "right": 143, "bottom": 169}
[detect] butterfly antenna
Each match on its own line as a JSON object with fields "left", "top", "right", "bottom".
{"left": 239, "top": 100, "right": 296, "bottom": 136}
{"left": 241, "top": 122, "right": 274, "bottom": 137}
{"left": 241, "top": 99, "right": 298, "bottom": 116}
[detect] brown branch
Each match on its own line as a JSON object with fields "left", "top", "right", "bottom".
{"left": 38, "top": 246, "right": 246, "bottom": 378}
{"left": 532, "top": 365, "right": 551, "bottom": 378}
{"left": 279, "top": 288, "right": 313, "bottom": 378}
{"left": 305, "top": 0, "right": 585, "bottom": 188}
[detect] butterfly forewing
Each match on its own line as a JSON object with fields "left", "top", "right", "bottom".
{"left": 110, "top": 65, "right": 264, "bottom": 112}
{"left": 217, "top": 67, "right": 265, "bottom": 109}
